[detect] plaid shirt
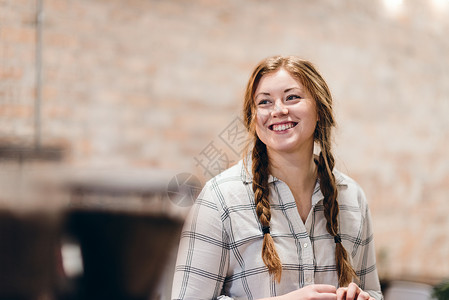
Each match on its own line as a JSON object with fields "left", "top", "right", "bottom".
{"left": 172, "top": 160, "right": 383, "bottom": 300}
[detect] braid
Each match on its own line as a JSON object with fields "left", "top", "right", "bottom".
{"left": 252, "top": 138, "right": 282, "bottom": 282}
{"left": 316, "top": 144, "right": 358, "bottom": 287}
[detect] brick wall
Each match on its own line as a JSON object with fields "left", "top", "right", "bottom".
{"left": 1, "top": 0, "right": 449, "bottom": 284}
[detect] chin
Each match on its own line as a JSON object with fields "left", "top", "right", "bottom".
{"left": 266, "top": 143, "right": 300, "bottom": 154}
{"left": 264, "top": 137, "right": 314, "bottom": 155}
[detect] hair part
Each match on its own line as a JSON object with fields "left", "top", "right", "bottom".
{"left": 243, "top": 55, "right": 357, "bottom": 286}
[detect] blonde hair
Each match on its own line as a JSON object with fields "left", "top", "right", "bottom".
{"left": 242, "top": 56, "right": 357, "bottom": 286}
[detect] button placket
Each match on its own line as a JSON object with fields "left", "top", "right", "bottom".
{"left": 274, "top": 180, "right": 316, "bottom": 286}
{"left": 301, "top": 236, "right": 314, "bottom": 286}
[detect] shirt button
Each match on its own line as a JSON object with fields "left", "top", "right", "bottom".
{"left": 303, "top": 243, "right": 308, "bottom": 248}
{"left": 306, "top": 275, "right": 312, "bottom": 284}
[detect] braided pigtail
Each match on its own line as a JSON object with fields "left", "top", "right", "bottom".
{"left": 316, "top": 144, "right": 358, "bottom": 287}
{"left": 252, "top": 138, "right": 282, "bottom": 282}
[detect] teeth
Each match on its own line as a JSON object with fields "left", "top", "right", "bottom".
{"left": 273, "top": 123, "right": 294, "bottom": 131}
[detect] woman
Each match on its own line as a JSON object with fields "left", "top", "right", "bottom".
{"left": 172, "top": 56, "right": 383, "bottom": 300}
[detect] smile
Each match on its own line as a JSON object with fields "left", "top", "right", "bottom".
{"left": 269, "top": 122, "right": 298, "bottom": 132}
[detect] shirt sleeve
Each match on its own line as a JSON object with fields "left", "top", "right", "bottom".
{"left": 353, "top": 190, "right": 384, "bottom": 300}
{"left": 171, "top": 181, "right": 231, "bottom": 300}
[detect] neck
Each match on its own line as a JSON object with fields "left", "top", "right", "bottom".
{"left": 267, "top": 146, "right": 317, "bottom": 192}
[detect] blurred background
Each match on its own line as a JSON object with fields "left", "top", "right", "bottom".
{"left": 1, "top": 0, "right": 449, "bottom": 299}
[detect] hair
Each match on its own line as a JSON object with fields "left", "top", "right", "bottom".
{"left": 242, "top": 55, "right": 357, "bottom": 286}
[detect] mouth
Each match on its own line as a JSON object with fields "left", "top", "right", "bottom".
{"left": 269, "top": 122, "right": 298, "bottom": 132}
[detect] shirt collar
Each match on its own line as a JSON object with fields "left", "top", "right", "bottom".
{"left": 240, "top": 156, "right": 278, "bottom": 184}
{"left": 240, "top": 156, "right": 349, "bottom": 188}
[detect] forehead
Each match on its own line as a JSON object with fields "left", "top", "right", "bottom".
{"left": 255, "top": 68, "right": 304, "bottom": 93}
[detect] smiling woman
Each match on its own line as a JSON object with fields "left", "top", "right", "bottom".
{"left": 171, "top": 56, "right": 383, "bottom": 300}
{"left": 253, "top": 68, "right": 318, "bottom": 156}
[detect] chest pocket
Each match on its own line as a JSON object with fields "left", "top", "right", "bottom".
{"left": 223, "top": 206, "right": 267, "bottom": 274}
{"left": 309, "top": 203, "right": 363, "bottom": 267}
{"left": 339, "top": 204, "right": 364, "bottom": 259}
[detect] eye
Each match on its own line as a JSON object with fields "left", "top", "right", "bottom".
{"left": 257, "top": 99, "right": 271, "bottom": 105}
{"left": 286, "top": 94, "right": 301, "bottom": 101}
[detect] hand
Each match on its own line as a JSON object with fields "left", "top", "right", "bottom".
{"left": 278, "top": 284, "right": 338, "bottom": 300}
{"left": 336, "top": 283, "right": 374, "bottom": 300}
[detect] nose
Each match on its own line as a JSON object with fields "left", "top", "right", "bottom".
{"left": 271, "top": 100, "right": 288, "bottom": 116}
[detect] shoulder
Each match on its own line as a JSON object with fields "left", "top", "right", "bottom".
{"left": 200, "top": 160, "right": 251, "bottom": 206}
{"left": 334, "top": 169, "right": 369, "bottom": 215}
{"left": 213, "top": 159, "right": 246, "bottom": 183}
{"left": 202, "top": 159, "right": 248, "bottom": 189}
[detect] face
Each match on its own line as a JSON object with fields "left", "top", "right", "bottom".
{"left": 254, "top": 68, "right": 318, "bottom": 155}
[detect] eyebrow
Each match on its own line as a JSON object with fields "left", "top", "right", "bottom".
{"left": 284, "top": 87, "right": 301, "bottom": 93}
{"left": 255, "top": 87, "right": 301, "bottom": 98}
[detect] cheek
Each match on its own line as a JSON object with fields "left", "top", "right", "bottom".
{"left": 254, "top": 115, "right": 268, "bottom": 141}
{"left": 305, "top": 115, "right": 318, "bottom": 133}
{"left": 306, "top": 110, "right": 318, "bottom": 126}
{"left": 296, "top": 104, "right": 318, "bottom": 125}
{"left": 255, "top": 110, "right": 269, "bottom": 128}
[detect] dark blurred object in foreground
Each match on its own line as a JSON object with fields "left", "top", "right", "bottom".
{"left": 0, "top": 164, "right": 186, "bottom": 300}
{"left": 59, "top": 168, "right": 184, "bottom": 300}
{"left": 0, "top": 210, "right": 62, "bottom": 300}
{"left": 64, "top": 209, "right": 182, "bottom": 300}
